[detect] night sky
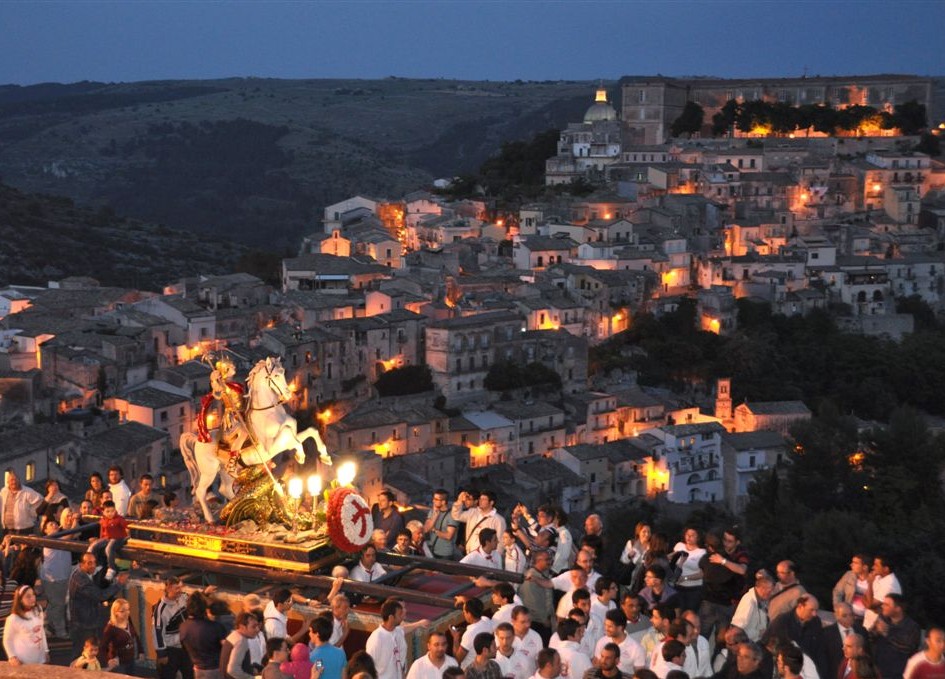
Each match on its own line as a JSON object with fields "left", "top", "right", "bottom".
{"left": 2, "top": 1, "right": 943, "bottom": 85}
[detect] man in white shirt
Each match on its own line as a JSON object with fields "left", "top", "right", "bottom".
{"left": 107, "top": 465, "right": 132, "bottom": 516}
{"left": 0, "top": 470, "right": 43, "bottom": 535}
{"left": 503, "top": 529, "right": 527, "bottom": 579}
{"left": 649, "top": 620, "right": 690, "bottom": 676}
{"left": 551, "top": 549, "right": 600, "bottom": 595}
{"left": 572, "top": 590, "right": 601, "bottom": 657}
{"left": 555, "top": 619, "right": 591, "bottom": 679}
{"left": 452, "top": 597, "right": 495, "bottom": 668}
{"left": 864, "top": 555, "right": 901, "bottom": 630}
{"left": 731, "top": 569, "right": 774, "bottom": 642}
{"left": 682, "top": 610, "right": 711, "bottom": 679}
{"left": 589, "top": 577, "right": 618, "bottom": 631}
{"left": 492, "top": 582, "right": 519, "bottom": 626}
{"left": 406, "top": 631, "right": 458, "bottom": 679}
{"left": 512, "top": 606, "right": 544, "bottom": 676}
{"left": 365, "top": 599, "right": 429, "bottom": 679}
{"left": 350, "top": 545, "right": 387, "bottom": 583}
{"left": 528, "top": 648, "right": 562, "bottom": 679}
{"left": 452, "top": 490, "right": 507, "bottom": 554}
{"left": 494, "top": 622, "right": 532, "bottom": 679}
{"left": 653, "top": 639, "right": 686, "bottom": 679}
{"left": 593, "top": 609, "right": 647, "bottom": 674}
{"left": 553, "top": 569, "right": 589, "bottom": 621}
{"left": 367, "top": 599, "right": 409, "bottom": 679}
{"left": 328, "top": 592, "right": 351, "bottom": 647}
{"left": 263, "top": 588, "right": 310, "bottom": 646}
{"left": 461, "top": 528, "right": 503, "bottom": 586}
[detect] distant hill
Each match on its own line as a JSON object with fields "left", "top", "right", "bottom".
{"left": 0, "top": 78, "right": 597, "bottom": 250}
{"left": 0, "top": 182, "right": 247, "bottom": 291}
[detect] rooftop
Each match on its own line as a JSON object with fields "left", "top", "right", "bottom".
{"left": 83, "top": 422, "right": 169, "bottom": 459}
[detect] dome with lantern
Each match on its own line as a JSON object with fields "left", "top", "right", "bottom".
{"left": 583, "top": 85, "right": 618, "bottom": 123}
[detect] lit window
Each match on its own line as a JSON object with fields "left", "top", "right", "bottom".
{"left": 25, "top": 463, "right": 35, "bottom": 481}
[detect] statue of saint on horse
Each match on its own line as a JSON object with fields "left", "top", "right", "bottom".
{"left": 181, "top": 355, "right": 331, "bottom": 524}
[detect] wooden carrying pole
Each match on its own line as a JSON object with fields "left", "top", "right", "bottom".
{"left": 11, "top": 535, "right": 458, "bottom": 609}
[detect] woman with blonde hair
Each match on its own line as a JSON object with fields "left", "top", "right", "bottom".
{"left": 98, "top": 598, "right": 143, "bottom": 674}
{"left": 2, "top": 584, "right": 49, "bottom": 665}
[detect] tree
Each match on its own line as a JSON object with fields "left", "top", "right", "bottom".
{"left": 712, "top": 99, "right": 740, "bottom": 137}
{"left": 484, "top": 361, "right": 561, "bottom": 391}
{"left": 478, "top": 128, "right": 560, "bottom": 196}
{"left": 893, "top": 99, "right": 927, "bottom": 136}
{"left": 916, "top": 132, "right": 941, "bottom": 157}
{"left": 374, "top": 365, "right": 433, "bottom": 397}
{"left": 670, "top": 102, "right": 704, "bottom": 138}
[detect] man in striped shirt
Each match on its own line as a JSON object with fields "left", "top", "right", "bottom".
{"left": 153, "top": 575, "right": 217, "bottom": 679}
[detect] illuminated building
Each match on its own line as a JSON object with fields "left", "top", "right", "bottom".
{"left": 621, "top": 75, "right": 932, "bottom": 144}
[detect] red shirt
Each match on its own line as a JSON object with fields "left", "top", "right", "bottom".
{"left": 99, "top": 514, "right": 129, "bottom": 540}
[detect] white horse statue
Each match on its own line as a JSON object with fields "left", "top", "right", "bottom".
{"left": 180, "top": 356, "right": 330, "bottom": 523}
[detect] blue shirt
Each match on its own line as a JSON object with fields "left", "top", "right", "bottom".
{"left": 310, "top": 642, "right": 347, "bottom": 679}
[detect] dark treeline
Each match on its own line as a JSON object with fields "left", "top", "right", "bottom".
{"left": 592, "top": 300, "right": 945, "bottom": 625}
{"left": 592, "top": 298, "right": 945, "bottom": 421}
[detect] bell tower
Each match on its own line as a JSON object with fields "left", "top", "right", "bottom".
{"left": 715, "top": 377, "right": 732, "bottom": 424}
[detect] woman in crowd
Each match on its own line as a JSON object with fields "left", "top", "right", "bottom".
{"left": 84, "top": 472, "right": 106, "bottom": 511}
{"left": 99, "top": 597, "right": 143, "bottom": 674}
{"left": 2, "top": 584, "right": 49, "bottom": 665}
{"left": 620, "top": 522, "right": 651, "bottom": 587}
{"left": 672, "top": 526, "right": 706, "bottom": 612}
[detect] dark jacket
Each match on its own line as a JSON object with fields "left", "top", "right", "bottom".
{"left": 763, "top": 611, "right": 829, "bottom": 679}
{"left": 871, "top": 615, "right": 921, "bottom": 679}
{"left": 179, "top": 617, "right": 226, "bottom": 670}
{"left": 99, "top": 621, "right": 141, "bottom": 666}
{"left": 67, "top": 569, "right": 123, "bottom": 630}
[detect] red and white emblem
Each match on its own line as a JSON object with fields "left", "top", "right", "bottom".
{"left": 327, "top": 487, "right": 374, "bottom": 552}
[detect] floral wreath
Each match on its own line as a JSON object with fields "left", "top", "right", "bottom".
{"left": 327, "top": 487, "right": 374, "bottom": 553}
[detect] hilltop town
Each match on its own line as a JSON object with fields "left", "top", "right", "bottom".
{"left": 2, "top": 73, "right": 945, "bottom": 522}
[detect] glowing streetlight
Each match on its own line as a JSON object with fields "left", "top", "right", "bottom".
{"left": 336, "top": 462, "right": 357, "bottom": 487}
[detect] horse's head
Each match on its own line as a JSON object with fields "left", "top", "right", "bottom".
{"left": 249, "top": 356, "right": 291, "bottom": 406}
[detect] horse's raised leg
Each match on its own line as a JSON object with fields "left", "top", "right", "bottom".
{"left": 296, "top": 426, "right": 331, "bottom": 465}
{"left": 194, "top": 457, "right": 220, "bottom": 523}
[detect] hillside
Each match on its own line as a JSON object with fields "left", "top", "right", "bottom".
{"left": 0, "top": 78, "right": 596, "bottom": 250}
{"left": 0, "top": 182, "right": 247, "bottom": 291}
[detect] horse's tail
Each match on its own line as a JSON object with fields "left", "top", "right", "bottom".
{"left": 179, "top": 432, "right": 200, "bottom": 495}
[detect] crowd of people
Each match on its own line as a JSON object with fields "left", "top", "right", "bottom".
{"left": 0, "top": 471, "right": 942, "bottom": 679}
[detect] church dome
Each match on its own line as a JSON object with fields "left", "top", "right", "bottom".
{"left": 583, "top": 86, "right": 617, "bottom": 123}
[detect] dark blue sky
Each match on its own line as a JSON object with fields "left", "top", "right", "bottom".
{"left": 2, "top": 1, "right": 943, "bottom": 85}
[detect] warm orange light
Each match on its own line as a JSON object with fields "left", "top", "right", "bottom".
{"left": 373, "top": 439, "right": 394, "bottom": 457}
{"left": 496, "top": 219, "right": 504, "bottom": 227}
{"left": 872, "top": 183, "right": 882, "bottom": 193}
{"left": 750, "top": 124, "right": 771, "bottom": 136}
{"left": 603, "top": 212, "right": 612, "bottom": 220}
{"left": 800, "top": 192, "right": 809, "bottom": 202}
{"left": 317, "top": 408, "right": 333, "bottom": 423}
{"left": 206, "top": 411, "right": 218, "bottom": 429}
{"left": 708, "top": 318, "right": 721, "bottom": 334}
{"left": 379, "top": 357, "right": 401, "bottom": 371}
{"left": 848, "top": 451, "right": 866, "bottom": 470}
{"left": 468, "top": 441, "right": 494, "bottom": 457}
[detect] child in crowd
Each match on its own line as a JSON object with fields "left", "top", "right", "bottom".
{"left": 70, "top": 637, "right": 102, "bottom": 670}
{"left": 87, "top": 500, "right": 129, "bottom": 581}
